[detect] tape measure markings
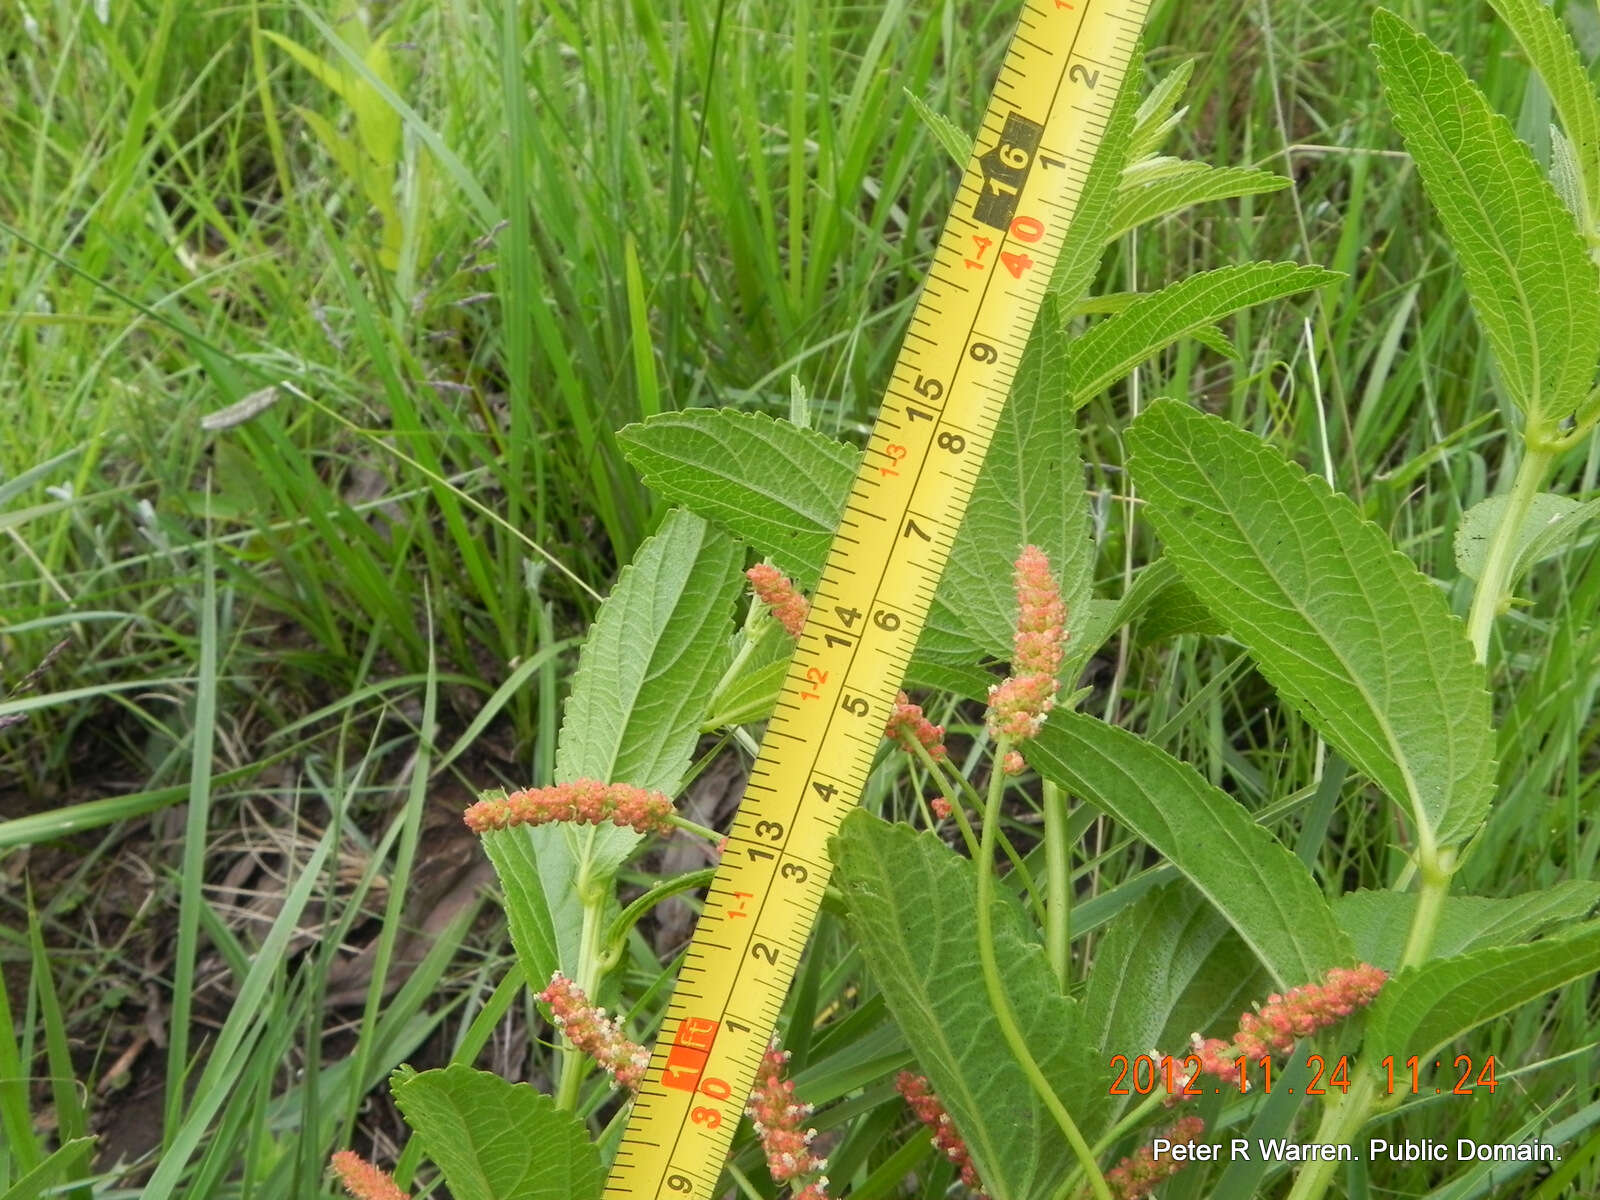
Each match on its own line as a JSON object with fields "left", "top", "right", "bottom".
{"left": 605, "top": 3, "right": 1148, "bottom": 1195}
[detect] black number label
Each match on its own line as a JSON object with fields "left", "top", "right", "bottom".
{"left": 873, "top": 609, "right": 900, "bottom": 631}
{"left": 750, "top": 941, "right": 780, "bottom": 965}
{"left": 667, "top": 1176, "right": 693, "bottom": 1193}
{"left": 914, "top": 374, "right": 943, "bottom": 401}
{"left": 1070, "top": 62, "right": 1100, "bottom": 89}
{"left": 903, "top": 518, "right": 932, "bottom": 542}
{"left": 841, "top": 694, "right": 869, "bottom": 717}
{"left": 937, "top": 431, "right": 965, "bottom": 453}
{"left": 905, "top": 403, "right": 935, "bottom": 422}
{"left": 782, "top": 862, "right": 809, "bottom": 883}
{"left": 754, "top": 820, "right": 784, "bottom": 841}
{"left": 834, "top": 605, "right": 861, "bottom": 627}
{"left": 969, "top": 341, "right": 998, "bottom": 364}
{"left": 811, "top": 779, "right": 839, "bottom": 803}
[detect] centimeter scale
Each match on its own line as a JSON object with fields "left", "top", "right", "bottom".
{"left": 606, "top": 2, "right": 1149, "bottom": 1195}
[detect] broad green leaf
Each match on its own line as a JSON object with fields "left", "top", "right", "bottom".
{"left": 1108, "top": 159, "right": 1290, "bottom": 243}
{"left": 1486, "top": 0, "right": 1600, "bottom": 227}
{"left": 1027, "top": 711, "right": 1352, "bottom": 987}
{"left": 391, "top": 1064, "right": 604, "bottom": 1200}
{"left": 262, "top": 30, "right": 355, "bottom": 102}
{"left": 1049, "top": 42, "right": 1146, "bottom": 308}
{"left": 1083, "top": 883, "right": 1267, "bottom": 1122}
{"left": 486, "top": 510, "right": 742, "bottom": 986}
{"left": 556, "top": 508, "right": 743, "bottom": 792}
{"left": 1364, "top": 922, "right": 1600, "bottom": 1067}
{"left": 832, "top": 813, "right": 1106, "bottom": 1200}
{"left": 1372, "top": 9, "right": 1600, "bottom": 432}
{"left": 1334, "top": 882, "right": 1600, "bottom": 972}
{"left": 616, "top": 410, "right": 856, "bottom": 586}
{"left": 1453, "top": 492, "right": 1600, "bottom": 585}
{"left": 1066, "top": 263, "right": 1339, "bottom": 405}
{"left": 942, "top": 299, "right": 1095, "bottom": 661}
{"left": 1124, "top": 58, "right": 1194, "bottom": 163}
{"left": 1127, "top": 400, "right": 1497, "bottom": 850}
{"left": 903, "top": 88, "right": 971, "bottom": 166}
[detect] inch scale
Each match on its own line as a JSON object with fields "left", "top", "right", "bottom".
{"left": 606, "top": 2, "right": 1148, "bottom": 1195}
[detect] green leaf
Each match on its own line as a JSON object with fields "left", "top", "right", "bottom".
{"left": 1049, "top": 42, "right": 1146, "bottom": 308}
{"left": 1124, "top": 58, "right": 1194, "bottom": 163}
{"left": 1364, "top": 922, "right": 1600, "bottom": 1067}
{"left": 1486, "top": 0, "right": 1600, "bottom": 227}
{"left": 701, "top": 619, "right": 796, "bottom": 728}
{"left": 485, "top": 510, "right": 742, "bottom": 986}
{"left": 1372, "top": 9, "right": 1600, "bottom": 433}
{"left": 832, "top": 813, "right": 1106, "bottom": 1200}
{"left": 1454, "top": 492, "right": 1600, "bottom": 586}
{"left": 941, "top": 298, "right": 1095, "bottom": 661}
{"left": 903, "top": 88, "right": 971, "bottom": 166}
{"left": 1026, "top": 710, "right": 1353, "bottom": 987}
{"left": 1108, "top": 159, "right": 1290, "bottom": 243}
{"left": 0, "top": 1137, "right": 94, "bottom": 1200}
{"left": 392, "top": 1064, "right": 604, "bottom": 1200}
{"left": 1066, "top": 263, "right": 1339, "bottom": 405}
{"left": 618, "top": 410, "right": 991, "bottom": 665}
{"left": 1127, "top": 400, "right": 1497, "bottom": 851}
{"left": 1083, "top": 884, "right": 1267, "bottom": 1122}
{"left": 616, "top": 410, "right": 858, "bottom": 586}
{"left": 1334, "top": 882, "right": 1600, "bottom": 972}
{"left": 556, "top": 508, "right": 742, "bottom": 793}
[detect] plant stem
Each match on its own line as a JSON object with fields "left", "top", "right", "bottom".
{"left": 1044, "top": 780, "right": 1070, "bottom": 988}
{"left": 555, "top": 832, "right": 610, "bottom": 1113}
{"left": 1284, "top": 847, "right": 1456, "bottom": 1200}
{"left": 976, "top": 739, "right": 1113, "bottom": 1200}
{"left": 1464, "top": 443, "right": 1554, "bottom": 663}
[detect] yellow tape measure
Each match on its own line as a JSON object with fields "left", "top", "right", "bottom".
{"left": 606, "top": 2, "right": 1147, "bottom": 1195}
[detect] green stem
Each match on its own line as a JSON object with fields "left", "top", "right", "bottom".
{"left": 977, "top": 738, "right": 1114, "bottom": 1200}
{"left": 1044, "top": 780, "right": 1070, "bottom": 988}
{"left": 555, "top": 833, "right": 610, "bottom": 1113}
{"left": 1464, "top": 443, "right": 1555, "bottom": 664}
{"left": 1283, "top": 848, "right": 1456, "bottom": 1200}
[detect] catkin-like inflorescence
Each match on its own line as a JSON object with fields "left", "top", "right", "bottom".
{"left": 747, "top": 564, "right": 810, "bottom": 638}
{"left": 330, "top": 1151, "right": 410, "bottom": 1200}
{"left": 463, "top": 779, "right": 675, "bottom": 837}
{"left": 746, "top": 1039, "right": 830, "bottom": 1193}
{"left": 1105, "top": 1116, "right": 1206, "bottom": 1200}
{"left": 885, "top": 691, "right": 949, "bottom": 762}
{"left": 896, "top": 1071, "right": 985, "bottom": 1194}
{"left": 1176, "top": 963, "right": 1388, "bottom": 1087}
{"left": 985, "top": 546, "right": 1068, "bottom": 757}
{"left": 538, "top": 972, "right": 652, "bottom": 1092}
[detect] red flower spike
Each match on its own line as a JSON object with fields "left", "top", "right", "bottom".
{"left": 747, "top": 564, "right": 809, "bottom": 638}
{"left": 896, "top": 1071, "right": 985, "bottom": 1194}
{"left": 330, "top": 1151, "right": 410, "bottom": 1200}
{"left": 463, "top": 779, "right": 674, "bottom": 837}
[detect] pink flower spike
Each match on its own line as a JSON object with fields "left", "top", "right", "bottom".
{"left": 885, "top": 691, "right": 949, "bottom": 762}
{"left": 747, "top": 564, "right": 809, "bottom": 638}
{"left": 896, "top": 1071, "right": 985, "bottom": 1195}
{"left": 463, "top": 779, "right": 675, "bottom": 836}
{"left": 985, "top": 546, "right": 1067, "bottom": 746}
{"left": 746, "top": 1038, "right": 830, "bottom": 1192}
{"left": 538, "top": 972, "right": 652, "bottom": 1091}
{"left": 1105, "top": 1115, "right": 1206, "bottom": 1199}
{"left": 930, "top": 796, "right": 953, "bottom": 821}
{"left": 330, "top": 1151, "right": 410, "bottom": 1200}
{"left": 1171, "top": 963, "right": 1389, "bottom": 1086}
